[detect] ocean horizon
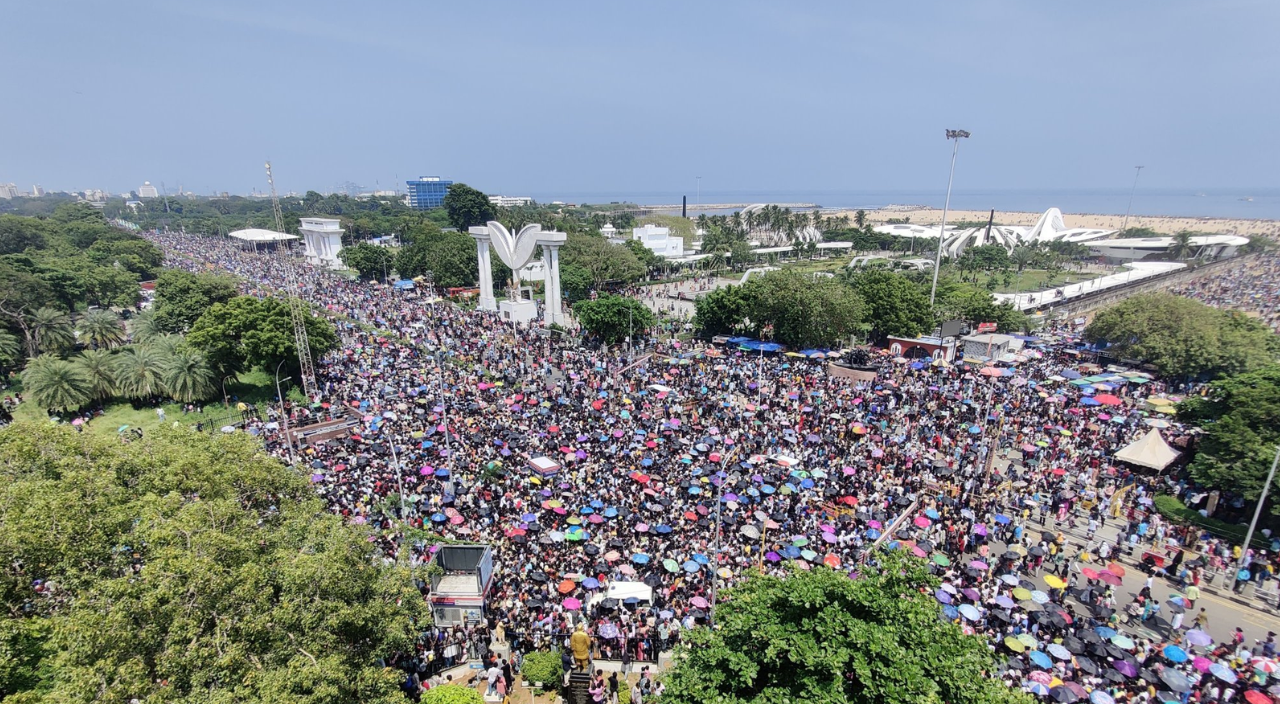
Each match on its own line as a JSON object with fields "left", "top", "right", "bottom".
{"left": 523, "top": 188, "right": 1280, "bottom": 221}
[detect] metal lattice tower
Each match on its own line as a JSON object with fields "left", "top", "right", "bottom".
{"left": 265, "top": 162, "right": 319, "bottom": 398}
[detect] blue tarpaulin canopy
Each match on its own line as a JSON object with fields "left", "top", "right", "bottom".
{"left": 393, "top": 279, "right": 415, "bottom": 289}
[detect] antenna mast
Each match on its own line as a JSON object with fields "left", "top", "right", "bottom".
{"left": 265, "top": 162, "right": 319, "bottom": 398}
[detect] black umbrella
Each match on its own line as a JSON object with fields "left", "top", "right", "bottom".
{"left": 1075, "top": 656, "right": 1099, "bottom": 675}
{"left": 1050, "top": 686, "right": 1079, "bottom": 704}
{"left": 1041, "top": 531, "right": 1056, "bottom": 543}
{"left": 1063, "top": 637, "right": 1085, "bottom": 655}
{"left": 1138, "top": 668, "right": 1160, "bottom": 685}
{"left": 608, "top": 538, "right": 626, "bottom": 548}
{"left": 1018, "top": 580, "right": 1037, "bottom": 591}
{"left": 1109, "top": 647, "right": 1136, "bottom": 665}
{"left": 1160, "top": 669, "right": 1190, "bottom": 693}
{"left": 584, "top": 544, "right": 600, "bottom": 556}
{"left": 1006, "top": 657, "right": 1026, "bottom": 671}
{"left": 599, "top": 598, "right": 619, "bottom": 609}
{"left": 991, "top": 610, "right": 1013, "bottom": 624}
{"left": 896, "top": 497, "right": 912, "bottom": 506}
{"left": 1028, "top": 546, "right": 1046, "bottom": 557}
{"left": 594, "top": 562, "right": 609, "bottom": 575}
{"left": 1001, "top": 551, "right": 1020, "bottom": 561}
{"left": 643, "top": 574, "right": 663, "bottom": 588}
{"left": 1102, "top": 669, "right": 1126, "bottom": 684}
{"left": 1078, "top": 629, "right": 1102, "bottom": 644}
{"left": 526, "top": 598, "right": 544, "bottom": 608}
{"left": 530, "top": 571, "right": 548, "bottom": 582}
{"left": 1156, "top": 690, "right": 1183, "bottom": 704}
{"left": 917, "top": 541, "right": 933, "bottom": 553}
{"left": 1088, "top": 642, "right": 1111, "bottom": 658}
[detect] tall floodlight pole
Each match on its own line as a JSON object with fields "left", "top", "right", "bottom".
{"left": 929, "top": 130, "right": 969, "bottom": 309}
{"left": 1120, "top": 165, "right": 1144, "bottom": 233}
{"left": 1237, "top": 444, "right": 1280, "bottom": 584}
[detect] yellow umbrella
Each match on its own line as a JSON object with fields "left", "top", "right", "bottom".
{"left": 717, "top": 567, "right": 732, "bottom": 579}
{"left": 1009, "top": 544, "right": 1028, "bottom": 557}
{"left": 528, "top": 476, "right": 541, "bottom": 486}
{"left": 1013, "top": 587, "right": 1032, "bottom": 600}
{"left": 1043, "top": 574, "right": 1066, "bottom": 589}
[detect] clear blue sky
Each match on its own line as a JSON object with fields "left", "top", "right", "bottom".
{"left": 3, "top": 1, "right": 1276, "bottom": 199}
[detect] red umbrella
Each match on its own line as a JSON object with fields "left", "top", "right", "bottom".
{"left": 840, "top": 496, "right": 857, "bottom": 506}
{"left": 683, "top": 511, "right": 697, "bottom": 521}
{"left": 1098, "top": 572, "right": 1122, "bottom": 586}
{"left": 548, "top": 425, "right": 560, "bottom": 433}
{"left": 1107, "top": 562, "right": 1126, "bottom": 577}
{"left": 1081, "top": 567, "right": 1100, "bottom": 580}
{"left": 1245, "top": 690, "right": 1273, "bottom": 705}
{"left": 557, "top": 579, "right": 576, "bottom": 594}
{"left": 1094, "top": 394, "right": 1122, "bottom": 406}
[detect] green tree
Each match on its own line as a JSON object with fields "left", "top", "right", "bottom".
{"left": 0, "top": 423, "right": 427, "bottom": 703}
{"left": 19, "top": 356, "right": 91, "bottom": 412}
{"left": 111, "top": 343, "right": 169, "bottom": 400}
{"left": 187, "top": 296, "right": 339, "bottom": 384}
{"left": 337, "top": 242, "right": 394, "bottom": 282}
{"left": 1084, "top": 294, "right": 1279, "bottom": 378}
{"left": 161, "top": 349, "right": 217, "bottom": 403}
{"left": 520, "top": 650, "right": 565, "bottom": 694}
{"left": 0, "top": 329, "right": 20, "bottom": 369}
{"left": 72, "top": 348, "right": 119, "bottom": 402}
{"left": 1117, "top": 226, "right": 1161, "bottom": 239}
{"left": 396, "top": 231, "right": 481, "bottom": 289}
{"left": 661, "top": 553, "right": 1028, "bottom": 704}
{"left": 152, "top": 271, "right": 241, "bottom": 334}
{"left": 559, "top": 263, "right": 595, "bottom": 303}
{"left": 1179, "top": 365, "right": 1280, "bottom": 512}
{"left": 442, "top": 183, "right": 496, "bottom": 231}
{"left": 1009, "top": 245, "right": 1037, "bottom": 273}
{"left": 739, "top": 271, "right": 864, "bottom": 348}
{"left": 561, "top": 234, "right": 645, "bottom": 288}
{"left": 854, "top": 209, "right": 867, "bottom": 229}
{"left": 574, "top": 294, "right": 654, "bottom": 345}
{"left": 935, "top": 283, "right": 1026, "bottom": 332}
{"left": 0, "top": 215, "right": 47, "bottom": 255}
{"left": 693, "top": 283, "right": 751, "bottom": 337}
{"left": 76, "top": 309, "right": 125, "bottom": 350}
{"left": 128, "top": 310, "right": 164, "bottom": 345}
{"left": 847, "top": 270, "right": 933, "bottom": 342}
{"left": 31, "top": 307, "right": 76, "bottom": 356}
{"left": 1168, "top": 230, "right": 1195, "bottom": 260}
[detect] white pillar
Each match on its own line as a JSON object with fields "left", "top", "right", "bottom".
{"left": 471, "top": 231, "right": 497, "bottom": 312}
{"left": 537, "top": 235, "right": 566, "bottom": 326}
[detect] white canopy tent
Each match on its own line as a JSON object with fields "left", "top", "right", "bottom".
{"left": 228, "top": 228, "right": 299, "bottom": 242}
{"left": 1114, "top": 429, "right": 1180, "bottom": 471}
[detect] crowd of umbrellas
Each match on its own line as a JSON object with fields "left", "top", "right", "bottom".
{"left": 149, "top": 232, "right": 1280, "bottom": 703}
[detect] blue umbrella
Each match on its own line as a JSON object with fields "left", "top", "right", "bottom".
{"left": 656, "top": 524, "right": 673, "bottom": 534}
{"left": 1029, "top": 650, "right": 1052, "bottom": 669}
{"left": 967, "top": 425, "right": 981, "bottom": 434}
{"left": 693, "top": 553, "right": 709, "bottom": 565}
{"left": 1030, "top": 590, "right": 1050, "bottom": 604}
{"left": 1024, "top": 682, "right": 1051, "bottom": 696}
{"left": 941, "top": 604, "right": 959, "bottom": 620}
{"left": 641, "top": 458, "right": 654, "bottom": 467}
{"left": 583, "top": 577, "right": 600, "bottom": 589}
{"left": 781, "top": 546, "right": 801, "bottom": 559}
{"left": 1095, "top": 627, "right": 1117, "bottom": 639}
{"left": 631, "top": 553, "right": 650, "bottom": 565}
{"left": 579, "top": 506, "right": 594, "bottom": 515}
{"left": 431, "top": 513, "right": 447, "bottom": 523}
{"left": 866, "top": 529, "right": 881, "bottom": 540}
{"left": 689, "top": 486, "right": 702, "bottom": 495}
{"left": 761, "top": 485, "right": 775, "bottom": 495}
{"left": 520, "top": 513, "right": 536, "bottom": 522}
{"left": 994, "top": 514, "right": 1011, "bottom": 525}
{"left": 800, "top": 478, "right": 815, "bottom": 489}
{"left": 1208, "top": 663, "right": 1237, "bottom": 683}
{"left": 958, "top": 604, "right": 981, "bottom": 621}
{"left": 1089, "top": 690, "right": 1114, "bottom": 704}
{"left": 935, "top": 589, "right": 953, "bottom": 604}
{"left": 590, "top": 500, "right": 604, "bottom": 509}
{"left": 925, "top": 508, "right": 940, "bottom": 520}
{"left": 1162, "top": 645, "right": 1188, "bottom": 663}
{"left": 434, "top": 468, "right": 450, "bottom": 477}
{"left": 682, "top": 560, "right": 700, "bottom": 573}
{"left": 603, "top": 507, "right": 618, "bottom": 518}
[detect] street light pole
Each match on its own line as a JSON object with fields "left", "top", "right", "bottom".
{"left": 274, "top": 359, "right": 295, "bottom": 465}
{"left": 929, "top": 129, "right": 970, "bottom": 309}
{"left": 1120, "top": 165, "right": 1144, "bottom": 233}
{"left": 1237, "top": 444, "right": 1280, "bottom": 583}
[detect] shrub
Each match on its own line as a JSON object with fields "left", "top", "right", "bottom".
{"left": 421, "top": 685, "right": 484, "bottom": 704}
{"left": 521, "top": 650, "right": 564, "bottom": 694}
{"left": 1152, "top": 495, "right": 1266, "bottom": 548}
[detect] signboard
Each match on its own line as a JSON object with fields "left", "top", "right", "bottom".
{"left": 977, "top": 322, "right": 998, "bottom": 334}
{"left": 939, "top": 320, "right": 964, "bottom": 338}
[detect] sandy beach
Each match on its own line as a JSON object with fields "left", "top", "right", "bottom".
{"left": 838, "top": 208, "right": 1280, "bottom": 238}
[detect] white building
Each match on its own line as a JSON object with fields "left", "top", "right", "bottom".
{"left": 299, "top": 217, "right": 346, "bottom": 269}
{"left": 488, "top": 195, "right": 532, "bottom": 207}
{"left": 0, "top": 183, "right": 17, "bottom": 199}
{"left": 137, "top": 182, "right": 159, "bottom": 198}
{"left": 628, "top": 224, "right": 684, "bottom": 257}
{"left": 877, "top": 208, "right": 1117, "bottom": 259}
{"left": 600, "top": 223, "right": 618, "bottom": 239}
{"left": 1082, "top": 234, "right": 1248, "bottom": 262}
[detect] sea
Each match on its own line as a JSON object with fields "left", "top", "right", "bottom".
{"left": 537, "top": 189, "right": 1280, "bottom": 220}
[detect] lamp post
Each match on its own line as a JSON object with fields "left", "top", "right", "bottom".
{"left": 220, "top": 375, "right": 231, "bottom": 408}
{"left": 929, "top": 129, "right": 970, "bottom": 309}
{"left": 274, "top": 359, "right": 295, "bottom": 465}
{"left": 1237, "top": 444, "right": 1280, "bottom": 588}
{"left": 1120, "top": 165, "right": 1144, "bottom": 233}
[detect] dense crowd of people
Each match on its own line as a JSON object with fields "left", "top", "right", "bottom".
{"left": 148, "top": 231, "right": 1279, "bottom": 704}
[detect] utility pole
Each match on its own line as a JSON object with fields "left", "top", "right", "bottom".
{"left": 929, "top": 130, "right": 969, "bottom": 309}
{"left": 1237, "top": 445, "right": 1280, "bottom": 584}
{"left": 266, "top": 162, "right": 319, "bottom": 398}
{"left": 1121, "top": 165, "right": 1144, "bottom": 233}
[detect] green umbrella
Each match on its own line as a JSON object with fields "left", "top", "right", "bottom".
{"left": 932, "top": 554, "right": 951, "bottom": 566}
{"left": 663, "top": 558, "right": 679, "bottom": 572}
{"left": 792, "top": 537, "right": 808, "bottom": 547}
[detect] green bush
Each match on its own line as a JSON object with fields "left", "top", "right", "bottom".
{"left": 1152, "top": 495, "right": 1266, "bottom": 548}
{"left": 521, "top": 650, "right": 564, "bottom": 694}
{"left": 421, "top": 685, "right": 484, "bottom": 704}
{"left": 618, "top": 679, "right": 631, "bottom": 704}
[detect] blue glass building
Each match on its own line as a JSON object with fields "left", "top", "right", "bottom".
{"left": 406, "top": 176, "right": 454, "bottom": 209}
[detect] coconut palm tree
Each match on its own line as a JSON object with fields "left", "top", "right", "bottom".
{"left": 73, "top": 348, "right": 119, "bottom": 401}
{"left": 0, "top": 329, "right": 20, "bottom": 367}
{"left": 129, "top": 309, "right": 164, "bottom": 345}
{"left": 21, "top": 355, "right": 91, "bottom": 412}
{"left": 854, "top": 209, "right": 867, "bottom": 229}
{"left": 1010, "top": 245, "right": 1038, "bottom": 273}
{"left": 146, "top": 333, "right": 186, "bottom": 356}
{"left": 77, "top": 309, "right": 126, "bottom": 349}
{"left": 111, "top": 344, "right": 169, "bottom": 400}
{"left": 30, "top": 307, "right": 75, "bottom": 356}
{"left": 1168, "top": 230, "right": 1195, "bottom": 260}
{"left": 162, "top": 349, "right": 216, "bottom": 403}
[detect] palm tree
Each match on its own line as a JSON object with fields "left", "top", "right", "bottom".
{"left": 146, "top": 333, "right": 186, "bottom": 356}
{"left": 129, "top": 309, "right": 164, "bottom": 345}
{"left": 0, "top": 329, "right": 20, "bottom": 367}
{"left": 162, "top": 349, "right": 216, "bottom": 403}
{"left": 77, "top": 309, "right": 126, "bottom": 349}
{"left": 21, "top": 356, "right": 91, "bottom": 412}
{"left": 854, "top": 210, "right": 867, "bottom": 229}
{"left": 73, "top": 348, "right": 119, "bottom": 402}
{"left": 111, "top": 344, "right": 169, "bottom": 400}
{"left": 1010, "top": 245, "right": 1038, "bottom": 273}
{"left": 1168, "top": 230, "right": 1195, "bottom": 260}
{"left": 31, "top": 307, "right": 75, "bottom": 356}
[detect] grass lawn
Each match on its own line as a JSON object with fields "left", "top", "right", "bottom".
{"left": 953, "top": 268, "right": 1102, "bottom": 293}
{"left": 6, "top": 367, "right": 302, "bottom": 439}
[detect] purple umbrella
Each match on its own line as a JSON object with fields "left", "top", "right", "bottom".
{"left": 974, "top": 524, "right": 988, "bottom": 536}
{"left": 1113, "top": 660, "right": 1138, "bottom": 678}
{"left": 994, "top": 596, "right": 1016, "bottom": 609}
{"left": 935, "top": 589, "right": 953, "bottom": 604}
{"left": 765, "top": 551, "right": 782, "bottom": 563}
{"left": 970, "top": 560, "right": 989, "bottom": 570}
{"left": 1185, "top": 629, "right": 1212, "bottom": 647}
{"left": 962, "top": 588, "right": 981, "bottom": 602}
{"left": 822, "top": 531, "right": 838, "bottom": 543}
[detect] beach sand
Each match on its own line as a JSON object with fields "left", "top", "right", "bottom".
{"left": 838, "top": 208, "right": 1280, "bottom": 238}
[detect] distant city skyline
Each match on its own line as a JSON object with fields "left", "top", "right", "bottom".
{"left": 3, "top": 1, "right": 1278, "bottom": 201}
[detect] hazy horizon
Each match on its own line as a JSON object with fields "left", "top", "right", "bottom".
{"left": 4, "top": 1, "right": 1278, "bottom": 201}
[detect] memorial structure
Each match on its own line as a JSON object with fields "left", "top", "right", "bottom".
{"left": 468, "top": 221, "right": 566, "bottom": 325}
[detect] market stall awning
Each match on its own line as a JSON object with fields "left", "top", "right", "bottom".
{"left": 1114, "top": 429, "right": 1180, "bottom": 471}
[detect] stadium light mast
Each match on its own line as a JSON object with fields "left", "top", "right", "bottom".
{"left": 1121, "top": 165, "right": 1144, "bottom": 233}
{"left": 929, "top": 130, "right": 969, "bottom": 309}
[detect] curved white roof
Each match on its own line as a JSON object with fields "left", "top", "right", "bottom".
{"left": 229, "top": 228, "right": 298, "bottom": 242}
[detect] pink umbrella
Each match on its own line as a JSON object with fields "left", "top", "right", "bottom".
{"left": 868, "top": 520, "right": 882, "bottom": 529}
{"left": 970, "top": 560, "right": 988, "bottom": 570}
{"left": 553, "top": 507, "right": 567, "bottom": 515}
{"left": 420, "top": 466, "right": 434, "bottom": 475}
{"left": 636, "top": 523, "right": 649, "bottom": 532}
{"left": 618, "top": 564, "right": 636, "bottom": 576}
{"left": 820, "top": 524, "right": 835, "bottom": 533}
{"left": 842, "top": 466, "right": 856, "bottom": 476}
{"left": 910, "top": 545, "right": 927, "bottom": 557}
{"left": 913, "top": 516, "right": 931, "bottom": 528}
{"left": 604, "top": 550, "right": 620, "bottom": 561}
{"left": 1192, "top": 656, "right": 1212, "bottom": 672}
{"left": 449, "top": 515, "right": 464, "bottom": 525}
{"left": 588, "top": 514, "right": 604, "bottom": 524}
{"left": 690, "top": 597, "right": 709, "bottom": 608}
{"left": 563, "top": 597, "right": 582, "bottom": 610}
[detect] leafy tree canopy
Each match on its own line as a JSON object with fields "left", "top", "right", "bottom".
{"left": 442, "top": 183, "right": 496, "bottom": 232}
{"left": 847, "top": 269, "right": 934, "bottom": 342}
{"left": 661, "top": 553, "right": 1029, "bottom": 704}
{"left": 337, "top": 242, "right": 394, "bottom": 282}
{"left": 574, "top": 294, "right": 654, "bottom": 346}
{"left": 561, "top": 234, "right": 645, "bottom": 288}
{"left": 187, "top": 296, "right": 339, "bottom": 384}
{"left": 152, "top": 270, "right": 241, "bottom": 334}
{"left": 1083, "top": 293, "right": 1279, "bottom": 379}
{"left": 0, "top": 423, "right": 425, "bottom": 702}
{"left": 1179, "top": 365, "right": 1280, "bottom": 511}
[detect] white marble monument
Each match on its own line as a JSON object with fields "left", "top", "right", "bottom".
{"left": 468, "top": 222, "right": 566, "bottom": 325}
